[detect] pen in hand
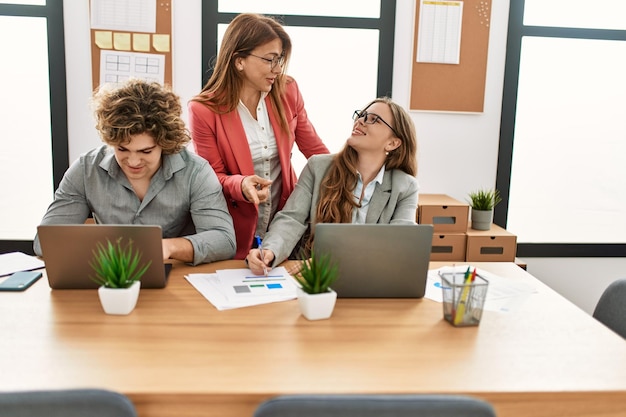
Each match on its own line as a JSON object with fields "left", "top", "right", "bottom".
{"left": 255, "top": 235, "right": 269, "bottom": 276}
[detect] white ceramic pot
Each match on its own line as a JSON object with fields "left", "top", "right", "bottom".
{"left": 296, "top": 287, "right": 337, "bottom": 320}
{"left": 97, "top": 281, "right": 141, "bottom": 315}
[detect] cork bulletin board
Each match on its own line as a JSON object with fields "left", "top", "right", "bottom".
{"left": 410, "top": 0, "right": 492, "bottom": 113}
{"left": 89, "top": 0, "right": 173, "bottom": 90}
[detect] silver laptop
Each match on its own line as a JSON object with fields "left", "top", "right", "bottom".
{"left": 37, "top": 224, "right": 171, "bottom": 289}
{"left": 314, "top": 223, "right": 433, "bottom": 298}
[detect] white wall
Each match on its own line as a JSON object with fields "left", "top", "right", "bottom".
{"left": 62, "top": 0, "right": 626, "bottom": 315}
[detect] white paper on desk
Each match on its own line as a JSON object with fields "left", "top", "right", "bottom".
{"left": 425, "top": 265, "right": 538, "bottom": 313}
{"left": 0, "top": 252, "right": 45, "bottom": 277}
{"left": 185, "top": 267, "right": 298, "bottom": 310}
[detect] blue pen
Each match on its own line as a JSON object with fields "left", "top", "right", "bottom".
{"left": 255, "top": 235, "right": 269, "bottom": 276}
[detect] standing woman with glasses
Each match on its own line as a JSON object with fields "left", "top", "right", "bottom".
{"left": 189, "top": 13, "right": 329, "bottom": 259}
{"left": 246, "top": 97, "right": 419, "bottom": 275}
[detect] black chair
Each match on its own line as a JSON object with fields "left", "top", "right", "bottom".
{"left": 593, "top": 278, "right": 626, "bottom": 338}
{"left": 0, "top": 389, "right": 137, "bottom": 417}
{"left": 253, "top": 394, "right": 497, "bottom": 417}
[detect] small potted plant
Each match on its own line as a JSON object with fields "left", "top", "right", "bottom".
{"left": 293, "top": 249, "right": 339, "bottom": 321}
{"left": 467, "top": 188, "right": 502, "bottom": 230}
{"left": 90, "top": 237, "right": 151, "bottom": 315}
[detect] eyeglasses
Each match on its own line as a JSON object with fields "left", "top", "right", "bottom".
{"left": 248, "top": 53, "right": 285, "bottom": 70}
{"left": 353, "top": 110, "right": 398, "bottom": 136}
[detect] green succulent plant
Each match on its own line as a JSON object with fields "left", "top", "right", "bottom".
{"left": 467, "top": 188, "right": 502, "bottom": 211}
{"left": 294, "top": 249, "right": 339, "bottom": 295}
{"left": 89, "top": 237, "right": 151, "bottom": 288}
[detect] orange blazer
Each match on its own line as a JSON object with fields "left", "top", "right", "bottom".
{"left": 188, "top": 77, "right": 329, "bottom": 259}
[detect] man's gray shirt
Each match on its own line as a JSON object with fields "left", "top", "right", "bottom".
{"left": 33, "top": 146, "right": 236, "bottom": 265}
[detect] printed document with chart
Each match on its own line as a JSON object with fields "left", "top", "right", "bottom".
{"left": 185, "top": 267, "right": 298, "bottom": 310}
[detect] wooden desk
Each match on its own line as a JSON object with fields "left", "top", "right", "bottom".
{"left": 1, "top": 261, "right": 625, "bottom": 417}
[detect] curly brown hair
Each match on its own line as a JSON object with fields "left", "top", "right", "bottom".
{"left": 92, "top": 79, "right": 190, "bottom": 154}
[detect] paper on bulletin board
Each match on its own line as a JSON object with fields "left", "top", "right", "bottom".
{"left": 99, "top": 50, "right": 165, "bottom": 85}
{"left": 416, "top": 0, "right": 463, "bottom": 65}
{"left": 409, "top": 0, "right": 492, "bottom": 112}
{"left": 90, "top": 0, "right": 157, "bottom": 33}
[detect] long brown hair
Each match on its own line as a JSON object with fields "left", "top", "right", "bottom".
{"left": 315, "top": 97, "right": 418, "bottom": 224}
{"left": 190, "top": 13, "right": 292, "bottom": 135}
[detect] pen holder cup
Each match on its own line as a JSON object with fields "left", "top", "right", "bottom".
{"left": 440, "top": 272, "right": 489, "bottom": 327}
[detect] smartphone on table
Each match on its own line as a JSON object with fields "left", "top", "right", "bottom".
{"left": 0, "top": 271, "right": 43, "bottom": 291}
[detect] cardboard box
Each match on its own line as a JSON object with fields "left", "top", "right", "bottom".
{"left": 466, "top": 223, "right": 517, "bottom": 262}
{"left": 430, "top": 233, "right": 466, "bottom": 262}
{"left": 418, "top": 194, "right": 469, "bottom": 233}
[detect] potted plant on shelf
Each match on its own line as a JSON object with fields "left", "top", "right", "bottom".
{"left": 467, "top": 188, "right": 502, "bottom": 230}
{"left": 90, "top": 237, "right": 151, "bottom": 315}
{"left": 293, "top": 249, "right": 339, "bottom": 321}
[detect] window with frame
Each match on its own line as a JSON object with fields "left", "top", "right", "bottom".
{"left": 496, "top": 0, "right": 626, "bottom": 257}
{"left": 201, "top": 1, "right": 397, "bottom": 174}
{"left": 0, "top": 0, "right": 68, "bottom": 255}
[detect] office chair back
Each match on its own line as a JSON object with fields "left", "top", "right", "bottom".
{"left": 593, "top": 278, "right": 626, "bottom": 338}
{"left": 253, "top": 394, "right": 497, "bottom": 417}
{"left": 0, "top": 389, "right": 137, "bottom": 417}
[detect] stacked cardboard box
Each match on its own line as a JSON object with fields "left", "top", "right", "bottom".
{"left": 417, "top": 194, "right": 517, "bottom": 262}
{"left": 466, "top": 223, "right": 517, "bottom": 262}
{"left": 417, "top": 194, "right": 468, "bottom": 262}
